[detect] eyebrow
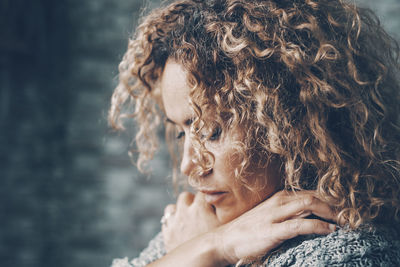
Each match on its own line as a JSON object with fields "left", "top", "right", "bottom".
{"left": 165, "top": 117, "right": 194, "bottom": 126}
{"left": 165, "top": 118, "right": 176, "bottom": 124}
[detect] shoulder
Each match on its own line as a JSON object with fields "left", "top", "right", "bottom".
{"left": 263, "top": 224, "right": 400, "bottom": 266}
{"left": 111, "top": 232, "right": 166, "bottom": 267}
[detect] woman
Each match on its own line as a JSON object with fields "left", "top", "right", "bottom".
{"left": 110, "top": 0, "right": 400, "bottom": 266}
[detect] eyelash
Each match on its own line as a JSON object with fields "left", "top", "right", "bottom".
{"left": 176, "top": 131, "right": 185, "bottom": 139}
{"left": 175, "top": 127, "right": 222, "bottom": 141}
{"left": 176, "top": 118, "right": 194, "bottom": 140}
{"left": 209, "top": 127, "right": 222, "bottom": 141}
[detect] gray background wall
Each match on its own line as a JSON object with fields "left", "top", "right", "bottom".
{"left": 0, "top": 1, "right": 399, "bottom": 267}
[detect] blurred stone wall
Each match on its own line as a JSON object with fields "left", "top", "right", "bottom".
{"left": 0, "top": 1, "right": 399, "bottom": 267}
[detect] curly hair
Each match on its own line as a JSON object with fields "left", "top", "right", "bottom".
{"left": 109, "top": 0, "right": 400, "bottom": 228}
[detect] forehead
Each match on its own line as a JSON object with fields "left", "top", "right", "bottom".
{"left": 160, "top": 60, "right": 188, "bottom": 97}
{"left": 160, "top": 60, "right": 192, "bottom": 122}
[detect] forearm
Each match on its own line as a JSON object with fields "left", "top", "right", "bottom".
{"left": 146, "top": 232, "right": 229, "bottom": 267}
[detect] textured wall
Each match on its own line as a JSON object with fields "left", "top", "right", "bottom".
{"left": 0, "top": 1, "right": 172, "bottom": 266}
{"left": 0, "top": 1, "right": 399, "bottom": 267}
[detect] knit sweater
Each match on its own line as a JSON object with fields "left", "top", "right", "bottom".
{"left": 111, "top": 224, "right": 400, "bottom": 266}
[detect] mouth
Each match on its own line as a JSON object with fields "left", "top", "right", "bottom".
{"left": 199, "top": 190, "right": 227, "bottom": 205}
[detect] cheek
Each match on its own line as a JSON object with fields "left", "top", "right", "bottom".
{"left": 217, "top": 147, "right": 241, "bottom": 174}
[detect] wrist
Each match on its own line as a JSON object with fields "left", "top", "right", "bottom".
{"left": 197, "top": 231, "right": 231, "bottom": 267}
{"left": 213, "top": 225, "right": 238, "bottom": 265}
{"left": 160, "top": 231, "right": 231, "bottom": 267}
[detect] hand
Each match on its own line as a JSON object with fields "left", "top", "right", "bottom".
{"left": 216, "top": 190, "right": 337, "bottom": 264}
{"left": 162, "top": 192, "right": 222, "bottom": 252}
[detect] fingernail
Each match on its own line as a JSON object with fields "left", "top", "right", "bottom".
{"left": 329, "top": 224, "right": 336, "bottom": 231}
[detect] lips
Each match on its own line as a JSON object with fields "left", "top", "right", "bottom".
{"left": 200, "top": 190, "right": 227, "bottom": 205}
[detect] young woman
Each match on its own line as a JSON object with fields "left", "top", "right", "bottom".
{"left": 110, "top": 0, "right": 400, "bottom": 266}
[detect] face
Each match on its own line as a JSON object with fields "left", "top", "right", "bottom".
{"left": 160, "top": 59, "right": 281, "bottom": 224}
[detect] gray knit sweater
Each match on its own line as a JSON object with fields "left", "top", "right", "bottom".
{"left": 111, "top": 224, "right": 400, "bottom": 266}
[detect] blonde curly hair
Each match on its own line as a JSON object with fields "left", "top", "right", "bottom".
{"left": 109, "top": 0, "right": 400, "bottom": 228}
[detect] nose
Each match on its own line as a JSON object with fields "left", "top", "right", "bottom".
{"left": 180, "top": 134, "right": 195, "bottom": 176}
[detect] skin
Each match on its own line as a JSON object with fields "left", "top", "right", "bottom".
{"left": 147, "top": 59, "right": 337, "bottom": 266}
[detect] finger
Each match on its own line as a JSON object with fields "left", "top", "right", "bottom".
{"left": 272, "top": 190, "right": 317, "bottom": 206}
{"left": 162, "top": 204, "right": 176, "bottom": 229}
{"left": 292, "top": 211, "right": 312, "bottom": 219}
{"left": 164, "top": 204, "right": 176, "bottom": 215}
{"left": 272, "top": 194, "right": 337, "bottom": 223}
{"left": 275, "top": 218, "right": 336, "bottom": 242}
{"left": 177, "top": 191, "right": 195, "bottom": 206}
{"left": 193, "top": 191, "right": 205, "bottom": 203}
{"left": 193, "top": 192, "right": 216, "bottom": 213}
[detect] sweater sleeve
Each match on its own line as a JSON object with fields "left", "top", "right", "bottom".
{"left": 111, "top": 232, "right": 166, "bottom": 267}
{"left": 261, "top": 225, "right": 400, "bottom": 267}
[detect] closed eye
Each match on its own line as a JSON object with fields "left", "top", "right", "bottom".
{"left": 176, "top": 131, "right": 185, "bottom": 139}
{"left": 209, "top": 127, "right": 222, "bottom": 141}
{"left": 184, "top": 118, "right": 194, "bottom": 126}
